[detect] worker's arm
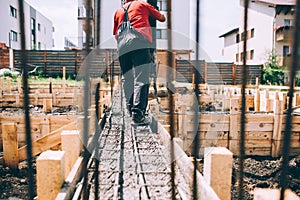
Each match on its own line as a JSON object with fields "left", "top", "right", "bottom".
{"left": 158, "top": 14, "right": 165, "bottom": 22}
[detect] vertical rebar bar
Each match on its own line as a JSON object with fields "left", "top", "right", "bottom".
{"left": 192, "top": 0, "right": 201, "bottom": 199}
{"left": 279, "top": 1, "right": 300, "bottom": 200}
{"left": 82, "top": 0, "right": 92, "bottom": 199}
{"left": 94, "top": 82, "right": 100, "bottom": 200}
{"left": 238, "top": 0, "right": 249, "bottom": 199}
{"left": 166, "top": 0, "right": 176, "bottom": 199}
{"left": 18, "top": 1, "right": 35, "bottom": 199}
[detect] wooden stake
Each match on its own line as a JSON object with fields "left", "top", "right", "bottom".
{"left": 36, "top": 150, "right": 65, "bottom": 200}
{"left": 2, "top": 123, "right": 18, "bottom": 169}
{"left": 61, "top": 130, "right": 82, "bottom": 178}
{"left": 6, "top": 77, "right": 11, "bottom": 93}
{"left": 229, "top": 98, "right": 241, "bottom": 154}
{"left": 204, "top": 147, "right": 233, "bottom": 200}
{"left": 272, "top": 100, "right": 283, "bottom": 157}
{"left": 17, "top": 77, "right": 21, "bottom": 93}
{"left": 43, "top": 99, "right": 53, "bottom": 113}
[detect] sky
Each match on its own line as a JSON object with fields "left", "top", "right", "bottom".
{"left": 25, "top": 0, "right": 240, "bottom": 61}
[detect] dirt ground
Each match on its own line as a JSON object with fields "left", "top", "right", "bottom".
{"left": 0, "top": 155, "right": 299, "bottom": 199}
{"left": 0, "top": 106, "right": 299, "bottom": 199}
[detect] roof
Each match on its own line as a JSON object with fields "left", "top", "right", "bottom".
{"left": 219, "top": 28, "right": 239, "bottom": 38}
{"left": 254, "top": 0, "right": 296, "bottom": 6}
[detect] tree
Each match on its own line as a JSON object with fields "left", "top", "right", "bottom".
{"left": 261, "top": 51, "right": 286, "bottom": 85}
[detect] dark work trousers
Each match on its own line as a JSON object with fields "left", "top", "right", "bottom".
{"left": 119, "top": 48, "right": 151, "bottom": 117}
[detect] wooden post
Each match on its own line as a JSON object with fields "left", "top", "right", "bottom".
{"left": 0, "top": 77, "right": 3, "bottom": 102}
{"left": 62, "top": 66, "right": 66, "bottom": 81}
{"left": 61, "top": 130, "right": 82, "bottom": 178}
{"left": 229, "top": 98, "right": 240, "bottom": 155}
{"left": 43, "top": 99, "right": 53, "bottom": 113}
{"left": 2, "top": 123, "right": 18, "bottom": 169}
{"left": 0, "top": 77, "right": 3, "bottom": 90}
{"left": 15, "top": 94, "right": 20, "bottom": 107}
{"left": 254, "top": 188, "right": 300, "bottom": 200}
{"left": 49, "top": 77, "right": 53, "bottom": 94}
{"left": 36, "top": 150, "right": 65, "bottom": 200}
{"left": 204, "top": 147, "right": 233, "bottom": 200}
{"left": 272, "top": 99, "right": 283, "bottom": 157}
{"left": 6, "top": 77, "right": 11, "bottom": 93}
{"left": 40, "top": 116, "right": 50, "bottom": 137}
{"left": 34, "top": 90, "right": 39, "bottom": 106}
{"left": 17, "top": 77, "right": 21, "bottom": 93}
{"left": 255, "top": 77, "right": 259, "bottom": 89}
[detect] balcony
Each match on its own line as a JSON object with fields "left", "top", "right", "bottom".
{"left": 275, "top": 26, "right": 293, "bottom": 42}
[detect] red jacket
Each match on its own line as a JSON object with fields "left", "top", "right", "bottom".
{"left": 113, "top": 1, "right": 163, "bottom": 43}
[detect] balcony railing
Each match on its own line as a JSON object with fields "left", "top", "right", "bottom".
{"left": 275, "top": 26, "right": 293, "bottom": 42}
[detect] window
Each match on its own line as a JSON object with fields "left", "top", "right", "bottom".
{"left": 250, "top": 50, "right": 254, "bottom": 60}
{"left": 156, "top": 29, "right": 167, "bottom": 39}
{"left": 157, "top": 0, "right": 167, "bottom": 11}
{"left": 31, "top": 18, "right": 36, "bottom": 49}
{"left": 240, "top": 52, "right": 244, "bottom": 61}
{"left": 284, "top": 19, "right": 291, "bottom": 26}
{"left": 241, "top": 32, "right": 246, "bottom": 41}
{"left": 236, "top": 53, "right": 239, "bottom": 62}
{"left": 38, "top": 42, "right": 41, "bottom": 50}
{"left": 10, "top": 6, "right": 17, "bottom": 18}
{"left": 236, "top": 34, "right": 240, "bottom": 43}
{"left": 250, "top": 28, "right": 254, "bottom": 38}
{"left": 283, "top": 46, "right": 290, "bottom": 56}
{"left": 10, "top": 30, "right": 18, "bottom": 42}
{"left": 38, "top": 23, "right": 41, "bottom": 31}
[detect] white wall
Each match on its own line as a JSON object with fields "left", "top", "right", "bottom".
{"left": 245, "top": 1, "right": 274, "bottom": 64}
{"left": 0, "top": 0, "right": 20, "bottom": 49}
{"left": 0, "top": 1, "right": 53, "bottom": 50}
{"left": 36, "top": 11, "right": 53, "bottom": 49}
{"left": 96, "top": 0, "right": 195, "bottom": 53}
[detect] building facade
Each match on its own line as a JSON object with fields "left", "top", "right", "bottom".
{"left": 0, "top": 0, "right": 54, "bottom": 50}
{"left": 77, "top": 0, "right": 198, "bottom": 59}
{"left": 219, "top": 0, "right": 295, "bottom": 65}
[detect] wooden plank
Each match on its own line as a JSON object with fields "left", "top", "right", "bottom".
{"left": 56, "top": 157, "right": 84, "bottom": 200}
{"left": 2, "top": 123, "right": 18, "bottom": 169}
{"left": 156, "top": 122, "right": 220, "bottom": 200}
{"left": 245, "top": 114, "right": 274, "bottom": 123}
{"left": 18, "top": 121, "right": 77, "bottom": 162}
{"left": 244, "top": 123, "right": 273, "bottom": 132}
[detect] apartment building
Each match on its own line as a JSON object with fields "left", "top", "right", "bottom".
{"left": 0, "top": 0, "right": 54, "bottom": 50}
{"left": 219, "top": 0, "right": 296, "bottom": 65}
{"left": 78, "top": 0, "right": 197, "bottom": 59}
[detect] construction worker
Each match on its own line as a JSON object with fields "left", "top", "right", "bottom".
{"left": 113, "top": 0, "right": 165, "bottom": 126}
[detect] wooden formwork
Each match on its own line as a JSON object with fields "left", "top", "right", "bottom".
{"left": 150, "top": 84, "right": 300, "bottom": 157}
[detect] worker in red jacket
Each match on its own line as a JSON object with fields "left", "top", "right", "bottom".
{"left": 113, "top": 0, "right": 165, "bottom": 126}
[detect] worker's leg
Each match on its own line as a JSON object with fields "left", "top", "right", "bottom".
{"left": 131, "top": 48, "right": 151, "bottom": 120}
{"left": 119, "top": 53, "right": 134, "bottom": 114}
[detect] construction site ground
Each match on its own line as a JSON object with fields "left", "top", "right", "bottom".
{"left": 0, "top": 106, "right": 299, "bottom": 200}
